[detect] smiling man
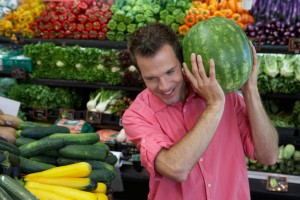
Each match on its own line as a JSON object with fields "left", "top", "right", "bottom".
{"left": 122, "top": 22, "right": 278, "bottom": 200}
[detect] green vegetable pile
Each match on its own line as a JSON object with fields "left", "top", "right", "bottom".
{"left": 23, "top": 42, "right": 123, "bottom": 85}
{"left": 7, "top": 83, "right": 82, "bottom": 109}
{"left": 258, "top": 54, "right": 300, "bottom": 94}
{"left": 246, "top": 144, "right": 300, "bottom": 175}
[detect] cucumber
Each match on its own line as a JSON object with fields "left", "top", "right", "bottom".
{"left": 17, "top": 121, "right": 45, "bottom": 130}
{"left": 0, "top": 185, "right": 13, "bottom": 200}
{"left": 0, "top": 140, "right": 20, "bottom": 155}
{"left": 57, "top": 157, "right": 115, "bottom": 171}
{"left": 104, "top": 152, "right": 118, "bottom": 166}
{"left": 19, "top": 125, "right": 70, "bottom": 139}
{"left": 19, "top": 156, "right": 55, "bottom": 174}
{"left": 59, "top": 144, "right": 107, "bottom": 161}
{"left": 42, "top": 150, "right": 60, "bottom": 158}
{"left": 15, "top": 137, "right": 36, "bottom": 147}
{"left": 94, "top": 142, "right": 110, "bottom": 154}
{"left": 0, "top": 174, "right": 38, "bottom": 200}
{"left": 30, "top": 155, "right": 57, "bottom": 165}
{"left": 87, "top": 168, "right": 116, "bottom": 182}
{"left": 48, "top": 133, "right": 99, "bottom": 145}
{"left": 19, "top": 138, "right": 65, "bottom": 158}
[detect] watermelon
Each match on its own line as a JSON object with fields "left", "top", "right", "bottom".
{"left": 182, "top": 17, "right": 252, "bottom": 93}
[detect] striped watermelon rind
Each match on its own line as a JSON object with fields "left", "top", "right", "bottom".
{"left": 182, "top": 17, "right": 252, "bottom": 93}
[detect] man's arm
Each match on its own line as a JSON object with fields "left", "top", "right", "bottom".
{"left": 242, "top": 43, "right": 278, "bottom": 165}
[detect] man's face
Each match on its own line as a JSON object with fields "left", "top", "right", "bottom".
{"left": 136, "top": 44, "right": 186, "bottom": 105}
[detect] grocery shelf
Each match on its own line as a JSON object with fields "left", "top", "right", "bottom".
{"left": 248, "top": 170, "right": 300, "bottom": 184}
{"left": 27, "top": 78, "right": 144, "bottom": 92}
{"left": 263, "top": 93, "right": 300, "bottom": 100}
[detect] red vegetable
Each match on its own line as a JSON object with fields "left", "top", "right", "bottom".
{"left": 53, "top": 21, "right": 62, "bottom": 31}
{"left": 77, "top": 14, "right": 87, "bottom": 24}
{"left": 93, "top": 22, "right": 101, "bottom": 30}
{"left": 85, "top": 22, "right": 93, "bottom": 31}
{"left": 98, "top": 31, "right": 106, "bottom": 40}
{"left": 89, "top": 30, "right": 98, "bottom": 39}
{"left": 101, "top": 24, "right": 108, "bottom": 33}
{"left": 77, "top": 23, "right": 85, "bottom": 32}
{"left": 67, "top": 13, "right": 77, "bottom": 23}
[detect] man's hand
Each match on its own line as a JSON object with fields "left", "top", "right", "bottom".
{"left": 183, "top": 53, "right": 225, "bottom": 107}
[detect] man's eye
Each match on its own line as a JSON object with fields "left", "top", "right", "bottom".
{"left": 167, "top": 69, "right": 174, "bottom": 75}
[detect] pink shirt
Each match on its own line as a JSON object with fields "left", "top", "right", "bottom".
{"left": 122, "top": 87, "right": 255, "bottom": 200}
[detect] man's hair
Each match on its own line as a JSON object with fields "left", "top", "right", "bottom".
{"left": 127, "top": 22, "right": 183, "bottom": 70}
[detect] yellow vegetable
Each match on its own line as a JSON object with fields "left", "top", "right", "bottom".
{"left": 25, "top": 162, "right": 92, "bottom": 178}
{"left": 26, "top": 188, "right": 75, "bottom": 200}
{"left": 94, "top": 192, "right": 108, "bottom": 200}
{"left": 24, "top": 177, "right": 97, "bottom": 191}
{"left": 92, "top": 182, "right": 107, "bottom": 194}
{"left": 25, "top": 181, "right": 97, "bottom": 200}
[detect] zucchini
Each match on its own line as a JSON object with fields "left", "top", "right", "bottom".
{"left": 0, "top": 185, "right": 13, "bottom": 200}
{"left": 59, "top": 144, "right": 107, "bottom": 161}
{"left": 48, "top": 133, "right": 99, "bottom": 145}
{"left": 104, "top": 152, "right": 118, "bottom": 166}
{"left": 15, "top": 137, "right": 36, "bottom": 147}
{"left": 57, "top": 157, "right": 115, "bottom": 171}
{"left": 24, "top": 177, "right": 98, "bottom": 191}
{"left": 19, "top": 138, "right": 65, "bottom": 158}
{"left": 30, "top": 155, "right": 57, "bottom": 165}
{"left": 19, "top": 125, "right": 70, "bottom": 139}
{"left": 0, "top": 140, "right": 20, "bottom": 155}
{"left": 87, "top": 168, "right": 116, "bottom": 182}
{"left": 94, "top": 192, "right": 108, "bottom": 200}
{"left": 25, "top": 162, "right": 92, "bottom": 178}
{"left": 19, "top": 156, "right": 55, "bottom": 174}
{"left": 0, "top": 174, "right": 38, "bottom": 200}
{"left": 92, "top": 182, "right": 107, "bottom": 194}
{"left": 25, "top": 181, "right": 97, "bottom": 200}
{"left": 25, "top": 188, "right": 73, "bottom": 200}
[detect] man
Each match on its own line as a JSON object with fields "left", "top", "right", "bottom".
{"left": 122, "top": 22, "right": 278, "bottom": 200}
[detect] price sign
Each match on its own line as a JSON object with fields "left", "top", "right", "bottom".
{"left": 11, "top": 67, "right": 26, "bottom": 79}
{"left": 266, "top": 176, "right": 288, "bottom": 192}
{"left": 288, "top": 38, "right": 300, "bottom": 52}
{"left": 32, "top": 108, "right": 48, "bottom": 121}
{"left": 86, "top": 111, "right": 102, "bottom": 124}
{"left": 248, "top": 37, "right": 261, "bottom": 51}
{"left": 59, "top": 108, "right": 75, "bottom": 120}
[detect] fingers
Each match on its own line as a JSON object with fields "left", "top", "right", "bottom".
{"left": 249, "top": 42, "right": 258, "bottom": 66}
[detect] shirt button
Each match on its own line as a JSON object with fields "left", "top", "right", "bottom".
{"left": 183, "top": 109, "right": 186, "bottom": 112}
{"left": 200, "top": 158, "right": 203, "bottom": 162}
{"left": 208, "top": 184, "right": 212, "bottom": 188}
{"left": 142, "top": 139, "right": 145, "bottom": 143}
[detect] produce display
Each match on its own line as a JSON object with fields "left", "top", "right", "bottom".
{"left": 246, "top": 144, "right": 300, "bottom": 175}
{"left": 0, "top": 112, "right": 117, "bottom": 199}
{"left": 182, "top": 17, "right": 252, "bottom": 93}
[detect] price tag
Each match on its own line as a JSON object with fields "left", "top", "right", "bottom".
{"left": 32, "top": 108, "right": 48, "bottom": 121}
{"left": 288, "top": 38, "right": 300, "bottom": 52}
{"left": 86, "top": 111, "right": 102, "bottom": 124}
{"left": 266, "top": 176, "right": 288, "bottom": 192}
{"left": 248, "top": 37, "right": 261, "bottom": 51}
{"left": 11, "top": 67, "right": 26, "bottom": 79}
{"left": 59, "top": 108, "right": 75, "bottom": 120}
{"left": 119, "top": 110, "right": 125, "bottom": 126}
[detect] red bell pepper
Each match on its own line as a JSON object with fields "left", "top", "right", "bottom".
{"left": 45, "top": 3, "right": 56, "bottom": 12}
{"left": 93, "top": 22, "right": 101, "bottom": 30}
{"left": 104, "top": 11, "right": 112, "bottom": 20}
{"left": 68, "top": 23, "right": 77, "bottom": 32}
{"left": 94, "top": 12, "right": 102, "bottom": 20}
{"left": 41, "top": 30, "right": 49, "bottom": 39}
{"left": 53, "top": 21, "right": 62, "bottom": 31}
{"left": 101, "top": 3, "right": 110, "bottom": 12}
{"left": 71, "top": 5, "right": 81, "bottom": 15}
{"left": 81, "top": 30, "right": 89, "bottom": 39}
{"left": 57, "top": 6, "right": 66, "bottom": 14}
{"left": 90, "top": 6, "right": 100, "bottom": 13}
{"left": 89, "top": 30, "right": 98, "bottom": 39}
{"left": 30, "top": 22, "right": 38, "bottom": 31}
{"left": 49, "top": 31, "right": 56, "bottom": 39}
{"left": 42, "top": 14, "right": 51, "bottom": 23}
{"left": 85, "top": 9, "right": 94, "bottom": 15}
{"left": 77, "top": 14, "right": 87, "bottom": 24}
{"left": 59, "top": 14, "right": 67, "bottom": 23}
{"left": 38, "top": 22, "right": 45, "bottom": 30}
{"left": 45, "top": 23, "right": 53, "bottom": 31}
{"left": 78, "top": 2, "right": 88, "bottom": 12}
{"left": 51, "top": 14, "right": 59, "bottom": 22}
{"left": 99, "top": 15, "right": 108, "bottom": 24}
{"left": 73, "top": 31, "right": 81, "bottom": 39}
{"left": 63, "top": 22, "right": 70, "bottom": 31}
{"left": 77, "top": 23, "right": 85, "bottom": 32}
{"left": 88, "top": 14, "right": 97, "bottom": 22}
{"left": 85, "top": 22, "right": 93, "bottom": 31}
{"left": 98, "top": 31, "right": 106, "bottom": 41}
{"left": 56, "top": 31, "right": 65, "bottom": 39}
{"left": 34, "top": 30, "right": 41, "bottom": 38}
{"left": 83, "top": 0, "right": 93, "bottom": 6}
{"left": 67, "top": 13, "right": 77, "bottom": 23}
{"left": 101, "top": 24, "right": 108, "bottom": 33}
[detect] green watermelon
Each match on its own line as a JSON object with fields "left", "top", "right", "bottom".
{"left": 182, "top": 17, "right": 252, "bottom": 93}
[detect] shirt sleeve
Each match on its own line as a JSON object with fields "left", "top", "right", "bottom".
{"left": 122, "top": 103, "right": 173, "bottom": 178}
{"left": 231, "top": 92, "right": 255, "bottom": 159}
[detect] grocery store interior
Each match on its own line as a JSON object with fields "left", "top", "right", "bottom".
{"left": 0, "top": 0, "right": 300, "bottom": 199}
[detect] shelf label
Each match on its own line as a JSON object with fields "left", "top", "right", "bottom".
{"left": 288, "top": 38, "right": 300, "bottom": 52}
{"left": 86, "top": 111, "right": 102, "bottom": 124}
{"left": 32, "top": 108, "right": 48, "bottom": 121}
{"left": 266, "top": 176, "right": 288, "bottom": 192}
{"left": 59, "top": 108, "right": 75, "bottom": 120}
{"left": 11, "top": 67, "right": 26, "bottom": 79}
{"left": 248, "top": 37, "right": 261, "bottom": 51}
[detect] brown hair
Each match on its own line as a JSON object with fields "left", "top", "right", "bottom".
{"left": 127, "top": 22, "right": 183, "bottom": 70}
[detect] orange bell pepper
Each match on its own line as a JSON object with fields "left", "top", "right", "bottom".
{"left": 178, "top": 25, "right": 190, "bottom": 35}
{"left": 184, "top": 15, "right": 197, "bottom": 27}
